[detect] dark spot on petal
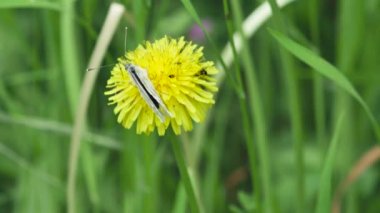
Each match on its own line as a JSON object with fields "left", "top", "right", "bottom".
{"left": 194, "top": 69, "right": 208, "bottom": 77}
{"left": 179, "top": 45, "right": 185, "bottom": 54}
{"left": 169, "top": 74, "right": 175, "bottom": 78}
{"left": 200, "top": 69, "right": 207, "bottom": 75}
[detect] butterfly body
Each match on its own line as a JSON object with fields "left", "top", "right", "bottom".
{"left": 124, "top": 63, "right": 173, "bottom": 122}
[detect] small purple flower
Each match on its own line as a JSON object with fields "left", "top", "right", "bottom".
{"left": 188, "top": 19, "right": 214, "bottom": 43}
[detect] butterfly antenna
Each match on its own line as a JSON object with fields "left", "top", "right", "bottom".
{"left": 86, "top": 63, "right": 116, "bottom": 72}
{"left": 124, "top": 27, "right": 128, "bottom": 54}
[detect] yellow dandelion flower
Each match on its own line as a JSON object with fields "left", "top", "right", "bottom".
{"left": 105, "top": 36, "right": 219, "bottom": 136}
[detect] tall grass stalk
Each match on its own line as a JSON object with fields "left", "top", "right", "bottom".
{"left": 133, "top": 0, "right": 148, "bottom": 42}
{"left": 202, "top": 89, "right": 232, "bottom": 212}
{"left": 42, "top": 11, "right": 60, "bottom": 101}
{"left": 308, "top": 0, "right": 326, "bottom": 146}
{"left": 216, "top": 0, "right": 295, "bottom": 84}
{"left": 60, "top": 0, "right": 82, "bottom": 210}
{"left": 226, "top": 3, "right": 262, "bottom": 213}
{"left": 60, "top": 0, "right": 81, "bottom": 115}
{"left": 193, "top": 0, "right": 295, "bottom": 172}
{"left": 230, "top": 0, "right": 274, "bottom": 212}
{"left": 170, "top": 137, "right": 202, "bottom": 213}
{"left": 316, "top": 112, "right": 345, "bottom": 213}
{"left": 266, "top": 0, "right": 305, "bottom": 211}
{"left": 223, "top": 0, "right": 261, "bottom": 211}
{"left": 334, "top": 1, "right": 365, "bottom": 209}
{"left": 269, "top": 30, "right": 380, "bottom": 141}
{"left": 66, "top": 4, "right": 125, "bottom": 213}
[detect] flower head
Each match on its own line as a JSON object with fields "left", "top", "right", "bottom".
{"left": 105, "top": 36, "right": 218, "bottom": 135}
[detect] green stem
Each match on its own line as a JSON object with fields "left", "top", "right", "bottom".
{"left": 267, "top": 0, "right": 304, "bottom": 211}
{"left": 223, "top": 0, "right": 262, "bottom": 212}
{"left": 60, "top": 1, "right": 80, "bottom": 115}
{"left": 230, "top": 0, "right": 272, "bottom": 212}
{"left": 239, "top": 101, "right": 262, "bottom": 212}
{"left": 309, "top": 0, "right": 326, "bottom": 146}
{"left": 170, "top": 138, "right": 202, "bottom": 213}
{"left": 240, "top": 50, "right": 272, "bottom": 213}
{"left": 142, "top": 136, "right": 156, "bottom": 212}
{"left": 65, "top": 3, "right": 124, "bottom": 213}
{"left": 313, "top": 74, "right": 325, "bottom": 146}
{"left": 61, "top": 0, "right": 81, "bottom": 212}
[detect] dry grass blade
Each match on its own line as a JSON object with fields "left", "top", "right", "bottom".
{"left": 332, "top": 146, "right": 380, "bottom": 213}
{"left": 216, "top": 0, "right": 294, "bottom": 83}
{"left": 67, "top": 3, "right": 125, "bottom": 213}
{"left": 194, "top": 0, "right": 295, "bottom": 166}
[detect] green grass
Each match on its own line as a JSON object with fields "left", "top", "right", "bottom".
{"left": 1, "top": 0, "right": 380, "bottom": 212}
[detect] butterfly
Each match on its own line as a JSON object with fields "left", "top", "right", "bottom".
{"left": 123, "top": 63, "right": 173, "bottom": 122}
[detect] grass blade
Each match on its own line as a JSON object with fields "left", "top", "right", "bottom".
{"left": 0, "top": 0, "right": 60, "bottom": 10}
{"left": 0, "top": 111, "right": 122, "bottom": 150}
{"left": 170, "top": 137, "right": 202, "bottom": 213}
{"left": 266, "top": 0, "right": 306, "bottom": 211}
{"left": 269, "top": 29, "right": 380, "bottom": 141}
{"left": 229, "top": 0, "right": 272, "bottom": 211}
{"left": 316, "top": 112, "right": 346, "bottom": 213}
{"left": 67, "top": 3, "right": 125, "bottom": 213}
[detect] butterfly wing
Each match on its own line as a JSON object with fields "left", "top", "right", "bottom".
{"left": 133, "top": 65, "right": 173, "bottom": 118}
{"left": 125, "top": 64, "right": 172, "bottom": 122}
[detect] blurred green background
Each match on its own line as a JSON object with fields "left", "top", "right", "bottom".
{"left": 1, "top": 0, "right": 380, "bottom": 212}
